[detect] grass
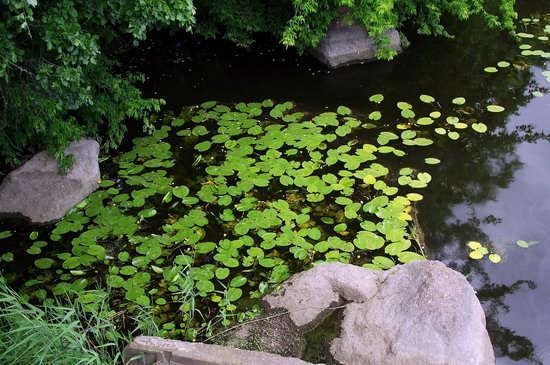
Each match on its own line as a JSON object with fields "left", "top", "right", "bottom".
{"left": 0, "top": 278, "right": 158, "bottom": 365}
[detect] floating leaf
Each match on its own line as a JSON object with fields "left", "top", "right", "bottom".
{"left": 417, "top": 117, "right": 434, "bottom": 126}
{"left": 471, "top": 123, "right": 488, "bottom": 133}
{"left": 484, "top": 67, "right": 498, "bottom": 73}
{"left": 487, "top": 105, "right": 505, "bottom": 113}
{"left": 173, "top": 186, "right": 190, "bottom": 198}
{"left": 467, "top": 241, "right": 483, "bottom": 250}
{"left": 227, "top": 288, "right": 243, "bottom": 301}
{"left": 337, "top": 106, "right": 351, "bottom": 115}
{"left": 397, "top": 252, "right": 425, "bottom": 263}
{"left": 397, "top": 102, "right": 412, "bottom": 110}
{"left": 424, "top": 157, "right": 441, "bottom": 165}
{"left": 216, "top": 268, "right": 230, "bottom": 280}
{"left": 35, "top": 258, "right": 54, "bottom": 269}
{"left": 369, "top": 94, "right": 384, "bottom": 103}
{"left": 497, "top": 61, "right": 510, "bottom": 68}
{"left": 452, "top": 97, "right": 466, "bottom": 105}
{"left": 489, "top": 254, "right": 501, "bottom": 264}
{"left": 0, "top": 231, "right": 13, "bottom": 239}
{"left": 369, "top": 111, "right": 382, "bottom": 121}
{"left": 516, "top": 240, "right": 538, "bottom": 248}
{"left": 448, "top": 131, "right": 460, "bottom": 140}
{"left": 419, "top": 94, "right": 435, "bottom": 103}
{"left": 469, "top": 251, "right": 484, "bottom": 260}
{"left": 138, "top": 208, "right": 157, "bottom": 219}
{"left": 401, "top": 109, "right": 415, "bottom": 118}
{"left": 195, "top": 141, "right": 212, "bottom": 152}
{"left": 407, "top": 193, "right": 423, "bottom": 201}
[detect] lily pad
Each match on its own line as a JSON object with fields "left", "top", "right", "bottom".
{"left": 487, "top": 105, "right": 505, "bottom": 113}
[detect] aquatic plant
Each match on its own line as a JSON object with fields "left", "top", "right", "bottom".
{"left": 0, "top": 278, "right": 154, "bottom": 365}
{"left": 0, "top": 92, "right": 496, "bottom": 339}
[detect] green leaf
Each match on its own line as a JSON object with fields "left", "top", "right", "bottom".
{"left": 35, "top": 258, "right": 55, "bottom": 269}
{"left": 335, "top": 197, "right": 353, "bottom": 205}
{"left": 487, "top": 105, "right": 505, "bottom": 113}
{"left": 138, "top": 208, "right": 157, "bottom": 219}
{"left": 471, "top": 123, "right": 488, "bottom": 133}
{"left": 196, "top": 280, "right": 215, "bottom": 293}
{"left": 195, "top": 141, "right": 212, "bottom": 152}
{"left": 516, "top": 240, "right": 538, "bottom": 248}
{"left": 259, "top": 258, "right": 277, "bottom": 268}
{"left": 368, "top": 111, "right": 382, "bottom": 121}
{"left": 227, "top": 287, "right": 243, "bottom": 301}
{"left": 216, "top": 268, "right": 230, "bottom": 280}
{"left": 0, "top": 231, "right": 13, "bottom": 239}
{"left": 230, "top": 276, "right": 247, "bottom": 288}
{"left": 448, "top": 131, "right": 460, "bottom": 140}
{"left": 424, "top": 157, "right": 440, "bottom": 165}
{"left": 397, "top": 252, "right": 425, "bottom": 263}
{"left": 196, "top": 242, "right": 217, "bottom": 254}
{"left": 416, "top": 117, "right": 434, "bottom": 126}
{"left": 489, "top": 254, "right": 501, "bottom": 264}
{"left": 369, "top": 94, "right": 384, "bottom": 103}
{"left": 419, "top": 94, "right": 435, "bottom": 103}
{"left": 452, "top": 97, "right": 466, "bottom": 105}
{"left": 397, "top": 101, "right": 412, "bottom": 110}
{"left": 337, "top": 106, "right": 351, "bottom": 115}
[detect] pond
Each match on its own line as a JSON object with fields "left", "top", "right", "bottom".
{"left": 1, "top": 0, "right": 550, "bottom": 364}
{"left": 122, "top": 1, "right": 550, "bottom": 363}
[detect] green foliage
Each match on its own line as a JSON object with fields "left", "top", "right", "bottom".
{"left": 0, "top": 278, "right": 156, "bottom": 364}
{"left": 2, "top": 92, "right": 498, "bottom": 339}
{"left": 0, "top": 0, "right": 195, "bottom": 164}
{"left": 280, "top": 0, "right": 517, "bottom": 57}
{"left": 0, "top": 0, "right": 517, "bottom": 164}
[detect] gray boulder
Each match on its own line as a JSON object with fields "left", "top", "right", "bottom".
{"left": 311, "top": 20, "right": 402, "bottom": 68}
{"left": 0, "top": 139, "right": 100, "bottom": 224}
{"left": 225, "top": 261, "right": 495, "bottom": 365}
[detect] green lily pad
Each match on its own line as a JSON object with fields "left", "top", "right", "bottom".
{"left": 487, "top": 105, "right": 505, "bottom": 113}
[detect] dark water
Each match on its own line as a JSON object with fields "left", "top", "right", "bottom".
{"left": 123, "top": 1, "right": 550, "bottom": 363}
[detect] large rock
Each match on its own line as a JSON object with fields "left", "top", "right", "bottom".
{"left": 311, "top": 20, "right": 402, "bottom": 68}
{"left": 0, "top": 139, "right": 100, "bottom": 224}
{"left": 224, "top": 261, "right": 495, "bottom": 365}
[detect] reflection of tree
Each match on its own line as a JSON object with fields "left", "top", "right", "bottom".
{"left": 448, "top": 261, "right": 540, "bottom": 364}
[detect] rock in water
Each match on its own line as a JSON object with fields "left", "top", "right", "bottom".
{"left": 330, "top": 261, "right": 495, "bottom": 365}
{"left": 226, "top": 261, "right": 495, "bottom": 365}
{"left": 0, "top": 139, "right": 100, "bottom": 224}
{"left": 311, "top": 21, "right": 402, "bottom": 68}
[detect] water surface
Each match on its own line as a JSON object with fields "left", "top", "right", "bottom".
{"left": 124, "top": 1, "right": 550, "bottom": 362}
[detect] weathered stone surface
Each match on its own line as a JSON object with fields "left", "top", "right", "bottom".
{"left": 264, "top": 263, "right": 381, "bottom": 328}
{"left": 311, "top": 20, "right": 402, "bottom": 68}
{"left": 330, "top": 261, "right": 495, "bottom": 365}
{"left": 225, "top": 261, "right": 494, "bottom": 365}
{"left": 222, "top": 307, "right": 307, "bottom": 358}
{"left": 0, "top": 139, "right": 100, "bottom": 224}
{"left": 124, "top": 336, "right": 319, "bottom": 365}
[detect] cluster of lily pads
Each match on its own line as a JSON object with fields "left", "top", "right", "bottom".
{"left": 0, "top": 91, "right": 497, "bottom": 339}
{"left": 483, "top": 15, "right": 550, "bottom": 98}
